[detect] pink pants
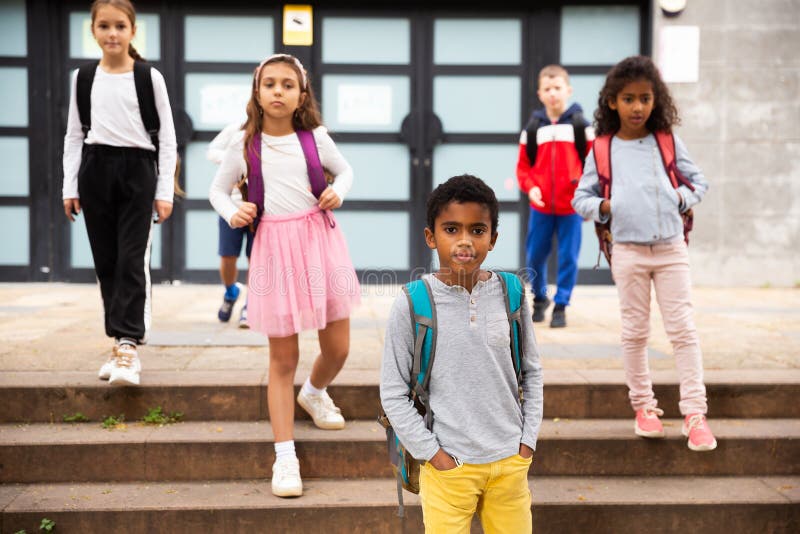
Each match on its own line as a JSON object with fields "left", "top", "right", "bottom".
{"left": 611, "top": 239, "right": 707, "bottom": 415}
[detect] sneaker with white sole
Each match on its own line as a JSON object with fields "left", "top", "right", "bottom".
{"left": 682, "top": 413, "right": 717, "bottom": 451}
{"left": 109, "top": 344, "right": 141, "bottom": 386}
{"left": 635, "top": 407, "right": 665, "bottom": 438}
{"left": 98, "top": 344, "right": 118, "bottom": 380}
{"left": 297, "top": 389, "right": 345, "bottom": 430}
{"left": 271, "top": 456, "right": 303, "bottom": 497}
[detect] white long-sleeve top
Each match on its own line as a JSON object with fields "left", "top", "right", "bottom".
{"left": 209, "top": 126, "right": 354, "bottom": 225}
{"left": 62, "top": 65, "right": 177, "bottom": 202}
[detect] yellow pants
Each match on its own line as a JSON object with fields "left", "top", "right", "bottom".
{"left": 419, "top": 454, "right": 533, "bottom": 534}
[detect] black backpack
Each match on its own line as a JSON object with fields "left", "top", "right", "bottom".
{"left": 76, "top": 60, "right": 161, "bottom": 166}
{"left": 524, "top": 111, "right": 588, "bottom": 170}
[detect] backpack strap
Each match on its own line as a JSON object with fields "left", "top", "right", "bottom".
{"left": 497, "top": 271, "right": 524, "bottom": 402}
{"left": 76, "top": 61, "right": 100, "bottom": 139}
{"left": 571, "top": 111, "right": 587, "bottom": 170}
{"left": 523, "top": 114, "right": 541, "bottom": 166}
{"left": 592, "top": 134, "right": 614, "bottom": 268}
{"left": 133, "top": 62, "right": 160, "bottom": 166}
{"left": 654, "top": 131, "right": 695, "bottom": 244}
{"left": 245, "top": 133, "right": 265, "bottom": 233}
{"left": 402, "top": 278, "right": 437, "bottom": 431}
{"left": 593, "top": 134, "right": 613, "bottom": 199}
{"left": 654, "top": 130, "right": 695, "bottom": 192}
{"left": 295, "top": 129, "right": 328, "bottom": 199}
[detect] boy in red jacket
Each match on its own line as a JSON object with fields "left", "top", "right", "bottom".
{"left": 517, "top": 65, "right": 593, "bottom": 328}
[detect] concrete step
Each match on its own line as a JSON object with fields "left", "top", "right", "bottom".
{"left": 2, "top": 419, "right": 798, "bottom": 483}
{"left": 2, "top": 369, "right": 799, "bottom": 423}
{"left": 2, "top": 477, "right": 797, "bottom": 534}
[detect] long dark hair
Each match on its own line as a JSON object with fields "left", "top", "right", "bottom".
{"left": 242, "top": 54, "right": 322, "bottom": 158}
{"left": 594, "top": 55, "right": 679, "bottom": 136}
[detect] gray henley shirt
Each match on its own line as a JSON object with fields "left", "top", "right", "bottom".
{"left": 380, "top": 273, "right": 544, "bottom": 464}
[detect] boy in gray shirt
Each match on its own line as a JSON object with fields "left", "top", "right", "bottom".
{"left": 380, "top": 174, "right": 544, "bottom": 532}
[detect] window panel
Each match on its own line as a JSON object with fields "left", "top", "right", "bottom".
{"left": 434, "top": 19, "right": 521, "bottom": 65}
{"left": 0, "top": 0, "right": 27, "bottom": 57}
{"left": 186, "top": 210, "right": 246, "bottom": 270}
{"left": 322, "top": 75, "right": 410, "bottom": 133}
{"left": 561, "top": 6, "right": 639, "bottom": 65}
{"left": 485, "top": 211, "right": 520, "bottom": 270}
{"left": 322, "top": 18, "right": 410, "bottom": 64}
{"left": 185, "top": 73, "right": 251, "bottom": 131}
{"left": 336, "top": 143, "right": 409, "bottom": 201}
{"left": 570, "top": 74, "right": 606, "bottom": 121}
{"left": 0, "top": 137, "right": 29, "bottom": 196}
{"left": 0, "top": 67, "right": 28, "bottom": 127}
{"left": 185, "top": 16, "right": 273, "bottom": 62}
{"left": 0, "top": 206, "right": 28, "bottom": 265}
{"left": 185, "top": 141, "right": 221, "bottom": 200}
{"left": 434, "top": 76, "right": 519, "bottom": 133}
{"left": 334, "top": 211, "right": 409, "bottom": 270}
{"left": 433, "top": 144, "right": 520, "bottom": 201}
{"left": 69, "top": 12, "right": 160, "bottom": 60}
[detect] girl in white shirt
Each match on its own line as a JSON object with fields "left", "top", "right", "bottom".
{"left": 62, "top": 0, "right": 177, "bottom": 387}
{"left": 209, "top": 54, "right": 360, "bottom": 498}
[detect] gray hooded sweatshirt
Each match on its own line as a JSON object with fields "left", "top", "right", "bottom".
{"left": 572, "top": 133, "right": 708, "bottom": 244}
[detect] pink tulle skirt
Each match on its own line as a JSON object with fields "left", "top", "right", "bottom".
{"left": 247, "top": 206, "right": 361, "bottom": 338}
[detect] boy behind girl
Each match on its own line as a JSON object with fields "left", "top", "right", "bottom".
{"left": 516, "top": 65, "right": 594, "bottom": 328}
{"left": 380, "top": 175, "right": 544, "bottom": 533}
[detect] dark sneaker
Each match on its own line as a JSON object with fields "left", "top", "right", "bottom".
{"left": 550, "top": 304, "right": 567, "bottom": 328}
{"left": 218, "top": 284, "right": 241, "bottom": 322}
{"left": 532, "top": 297, "right": 550, "bottom": 323}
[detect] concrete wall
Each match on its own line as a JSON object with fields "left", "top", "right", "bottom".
{"left": 652, "top": 0, "right": 800, "bottom": 287}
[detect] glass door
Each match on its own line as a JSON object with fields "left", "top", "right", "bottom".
{"left": 427, "top": 15, "right": 528, "bottom": 273}
{"left": 314, "top": 11, "right": 418, "bottom": 283}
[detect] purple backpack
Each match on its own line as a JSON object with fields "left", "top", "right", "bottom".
{"left": 244, "top": 129, "right": 328, "bottom": 232}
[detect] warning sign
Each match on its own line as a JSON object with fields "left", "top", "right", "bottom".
{"left": 283, "top": 5, "right": 313, "bottom": 46}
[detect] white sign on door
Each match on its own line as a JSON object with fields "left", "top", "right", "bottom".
{"left": 200, "top": 84, "right": 250, "bottom": 126}
{"left": 337, "top": 84, "right": 393, "bottom": 126}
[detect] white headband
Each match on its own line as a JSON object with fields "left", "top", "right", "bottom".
{"left": 255, "top": 54, "right": 307, "bottom": 89}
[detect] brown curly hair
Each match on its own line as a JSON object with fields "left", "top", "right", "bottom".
{"left": 594, "top": 55, "right": 679, "bottom": 136}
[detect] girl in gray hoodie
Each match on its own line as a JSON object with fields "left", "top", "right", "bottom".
{"left": 572, "top": 55, "right": 716, "bottom": 452}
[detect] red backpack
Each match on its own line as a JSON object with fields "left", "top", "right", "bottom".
{"left": 593, "top": 131, "right": 696, "bottom": 268}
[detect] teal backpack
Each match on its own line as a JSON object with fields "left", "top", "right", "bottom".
{"left": 378, "top": 272, "right": 525, "bottom": 517}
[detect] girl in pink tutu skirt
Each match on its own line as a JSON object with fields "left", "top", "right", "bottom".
{"left": 209, "top": 53, "right": 360, "bottom": 498}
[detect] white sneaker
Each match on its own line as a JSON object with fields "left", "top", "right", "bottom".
{"left": 271, "top": 456, "right": 303, "bottom": 497}
{"left": 297, "top": 389, "right": 345, "bottom": 430}
{"left": 98, "top": 345, "right": 117, "bottom": 380}
{"left": 109, "top": 344, "right": 141, "bottom": 386}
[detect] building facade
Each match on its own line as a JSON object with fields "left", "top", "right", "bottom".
{"left": 0, "top": 0, "right": 796, "bottom": 286}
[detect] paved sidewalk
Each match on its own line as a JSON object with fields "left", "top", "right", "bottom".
{"left": 0, "top": 283, "right": 798, "bottom": 374}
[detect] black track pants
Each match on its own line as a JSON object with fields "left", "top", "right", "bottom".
{"left": 77, "top": 144, "right": 157, "bottom": 341}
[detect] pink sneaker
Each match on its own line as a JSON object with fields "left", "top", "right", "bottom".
{"left": 682, "top": 414, "right": 717, "bottom": 451}
{"left": 634, "top": 407, "right": 665, "bottom": 438}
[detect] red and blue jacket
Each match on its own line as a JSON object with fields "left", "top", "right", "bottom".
{"left": 516, "top": 103, "right": 594, "bottom": 215}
